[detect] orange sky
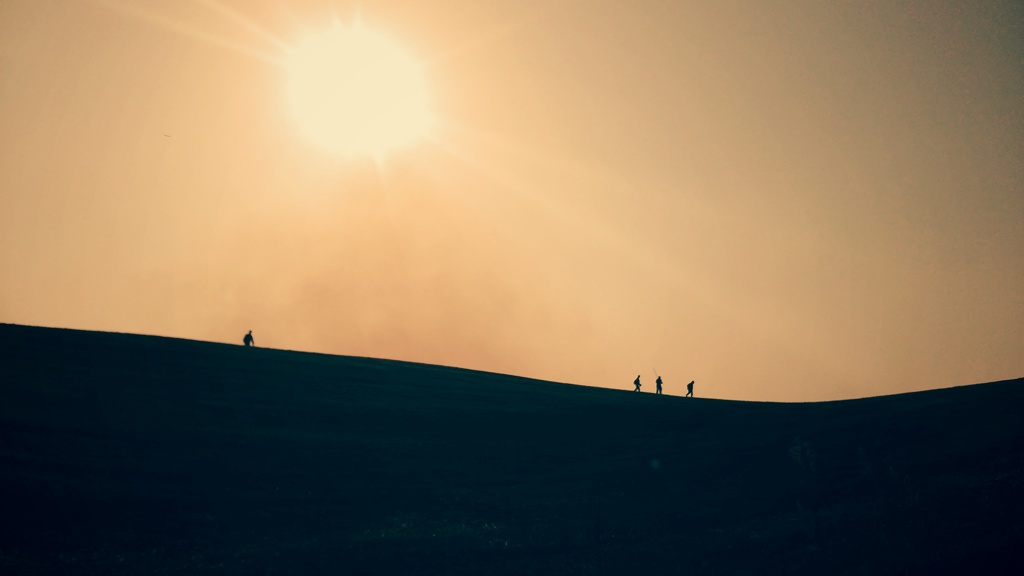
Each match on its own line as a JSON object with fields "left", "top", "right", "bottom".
{"left": 1, "top": 0, "right": 1021, "bottom": 401}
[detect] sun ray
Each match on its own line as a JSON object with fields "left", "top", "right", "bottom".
{"left": 431, "top": 122, "right": 829, "bottom": 364}
{"left": 192, "top": 0, "right": 292, "bottom": 53}
{"left": 428, "top": 134, "right": 560, "bottom": 216}
{"left": 92, "top": 0, "right": 285, "bottom": 68}
{"left": 421, "top": 4, "right": 552, "bottom": 68}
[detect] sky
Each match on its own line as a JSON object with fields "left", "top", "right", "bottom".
{"left": 1, "top": 0, "right": 1021, "bottom": 401}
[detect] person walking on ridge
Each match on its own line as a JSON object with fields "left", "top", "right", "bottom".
{"left": 686, "top": 380, "right": 694, "bottom": 397}
{"left": 633, "top": 375, "right": 642, "bottom": 392}
{"left": 656, "top": 375, "right": 663, "bottom": 395}
{"left": 243, "top": 330, "right": 255, "bottom": 347}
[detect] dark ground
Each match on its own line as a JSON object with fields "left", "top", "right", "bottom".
{"left": 1, "top": 323, "right": 1022, "bottom": 575}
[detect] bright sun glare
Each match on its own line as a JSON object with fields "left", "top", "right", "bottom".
{"left": 286, "top": 24, "right": 431, "bottom": 158}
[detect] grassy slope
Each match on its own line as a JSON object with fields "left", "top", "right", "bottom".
{"left": 1, "top": 323, "right": 1022, "bottom": 575}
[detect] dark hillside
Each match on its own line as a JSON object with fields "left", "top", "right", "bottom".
{"left": 1, "top": 323, "right": 1022, "bottom": 574}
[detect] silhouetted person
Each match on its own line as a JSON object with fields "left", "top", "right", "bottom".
{"left": 686, "top": 380, "right": 694, "bottom": 397}
{"left": 633, "top": 375, "right": 642, "bottom": 392}
{"left": 243, "top": 330, "right": 254, "bottom": 347}
{"left": 656, "top": 376, "right": 663, "bottom": 395}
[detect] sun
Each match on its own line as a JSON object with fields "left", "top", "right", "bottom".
{"left": 286, "top": 24, "right": 431, "bottom": 158}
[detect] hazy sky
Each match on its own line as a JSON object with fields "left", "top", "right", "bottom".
{"left": 2, "top": 0, "right": 1021, "bottom": 401}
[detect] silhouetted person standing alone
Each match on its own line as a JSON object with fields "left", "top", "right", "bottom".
{"left": 633, "top": 375, "right": 642, "bottom": 392}
{"left": 686, "top": 380, "right": 694, "bottom": 397}
{"left": 243, "top": 330, "right": 254, "bottom": 347}
{"left": 656, "top": 376, "right": 663, "bottom": 395}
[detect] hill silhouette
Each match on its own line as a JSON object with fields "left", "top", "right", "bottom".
{"left": 1, "top": 323, "right": 1022, "bottom": 574}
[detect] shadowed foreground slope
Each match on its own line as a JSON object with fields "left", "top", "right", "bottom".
{"left": 1, "top": 323, "right": 1022, "bottom": 575}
